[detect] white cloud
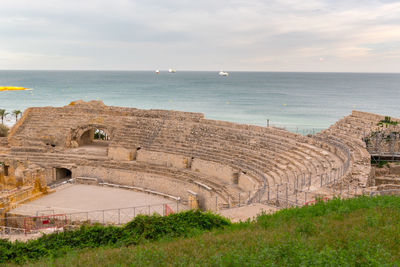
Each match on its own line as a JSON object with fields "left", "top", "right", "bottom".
{"left": 0, "top": 0, "right": 399, "bottom": 71}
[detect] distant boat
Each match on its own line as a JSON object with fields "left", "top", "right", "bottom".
{"left": 219, "top": 71, "right": 229, "bottom": 76}
{"left": 168, "top": 69, "right": 176, "bottom": 73}
{"left": 155, "top": 70, "right": 160, "bottom": 74}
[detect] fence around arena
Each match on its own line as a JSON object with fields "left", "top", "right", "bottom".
{"left": 1, "top": 201, "right": 183, "bottom": 234}
{"left": 0, "top": 225, "right": 27, "bottom": 235}
{"left": 2, "top": 161, "right": 354, "bottom": 231}
{"left": 369, "top": 189, "right": 400, "bottom": 196}
{"left": 64, "top": 202, "right": 180, "bottom": 225}
{"left": 2, "top": 186, "right": 400, "bottom": 237}
{"left": 198, "top": 179, "right": 380, "bottom": 211}
{"left": 195, "top": 167, "right": 364, "bottom": 211}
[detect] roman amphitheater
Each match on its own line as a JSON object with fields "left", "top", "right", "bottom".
{"left": 1, "top": 100, "right": 400, "bottom": 232}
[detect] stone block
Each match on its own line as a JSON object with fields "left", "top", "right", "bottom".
{"left": 191, "top": 158, "right": 236, "bottom": 184}
{"left": 389, "top": 163, "right": 400, "bottom": 175}
{"left": 238, "top": 172, "right": 258, "bottom": 191}
{"left": 108, "top": 146, "right": 133, "bottom": 161}
{"left": 136, "top": 150, "right": 188, "bottom": 169}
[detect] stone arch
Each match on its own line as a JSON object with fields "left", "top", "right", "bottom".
{"left": 69, "top": 124, "right": 114, "bottom": 148}
{"left": 55, "top": 167, "right": 72, "bottom": 180}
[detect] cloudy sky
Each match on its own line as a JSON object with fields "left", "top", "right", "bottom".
{"left": 0, "top": 0, "right": 399, "bottom": 72}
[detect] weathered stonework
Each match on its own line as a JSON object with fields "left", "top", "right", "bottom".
{"left": 0, "top": 159, "right": 48, "bottom": 217}
{"left": 0, "top": 100, "right": 390, "bottom": 211}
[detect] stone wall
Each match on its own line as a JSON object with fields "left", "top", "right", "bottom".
{"left": 136, "top": 150, "right": 189, "bottom": 169}
{"left": 73, "top": 166, "right": 221, "bottom": 210}
{"left": 0, "top": 160, "right": 47, "bottom": 189}
{"left": 351, "top": 110, "right": 397, "bottom": 123}
{"left": 375, "top": 177, "right": 400, "bottom": 186}
{"left": 108, "top": 146, "right": 135, "bottom": 161}
{"left": 238, "top": 172, "right": 258, "bottom": 191}
{"left": 191, "top": 158, "right": 237, "bottom": 185}
{"left": 5, "top": 101, "right": 396, "bottom": 211}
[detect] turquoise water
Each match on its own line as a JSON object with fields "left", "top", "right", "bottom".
{"left": 0, "top": 71, "right": 399, "bottom": 133}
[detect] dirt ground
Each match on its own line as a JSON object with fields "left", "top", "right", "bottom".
{"left": 9, "top": 184, "right": 180, "bottom": 224}
{"left": 3, "top": 184, "right": 281, "bottom": 241}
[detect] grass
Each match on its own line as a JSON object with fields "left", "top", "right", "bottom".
{"left": 0, "top": 210, "right": 230, "bottom": 265}
{"left": 4, "top": 196, "right": 400, "bottom": 266}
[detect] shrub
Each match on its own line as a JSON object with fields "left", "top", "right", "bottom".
{"left": 0, "top": 124, "right": 8, "bottom": 137}
{"left": 377, "top": 116, "right": 399, "bottom": 127}
{"left": 0, "top": 210, "right": 230, "bottom": 264}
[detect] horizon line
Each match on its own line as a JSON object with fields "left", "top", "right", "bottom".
{"left": 0, "top": 69, "right": 399, "bottom": 74}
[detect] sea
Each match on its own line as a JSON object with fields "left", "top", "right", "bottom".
{"left": 0, "top": 70, "right": 399, "bottom": 134}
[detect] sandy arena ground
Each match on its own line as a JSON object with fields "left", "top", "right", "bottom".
{"left": 9, "top": 184, "right": 180, "bottom": 224}
{"left": 4, "top": 184, "right": 279, "bottom": 241}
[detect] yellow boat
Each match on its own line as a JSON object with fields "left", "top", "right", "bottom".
{"left": 0, "top": 86, "right": 31, "bottom": 91}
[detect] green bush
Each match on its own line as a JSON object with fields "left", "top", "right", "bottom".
{"left": 0, "top": 210, "right": 230, "bottom": 264}
{"left": 377, "top": 116, "right": 399, "bottom": 126}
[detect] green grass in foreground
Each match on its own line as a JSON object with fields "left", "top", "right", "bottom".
{"left": 5, "top": 196, "right": 400, "bottom": 266}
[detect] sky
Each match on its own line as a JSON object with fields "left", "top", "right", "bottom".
{"left": 0, "top": 0, "right": 399, "bottom": 72}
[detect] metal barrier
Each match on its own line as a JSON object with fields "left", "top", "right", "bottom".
{"left": 24, "top": 214, "right": 67, "bottom": 233}
{"left": 2, "top": 201, "right": 183, "bottom": 229}
{"left": 164, "top": 204, "right": 174, "bottom": 216}
{"left": 369, "top": 189, "right": 400, "bottom": 196}
{"left": 0, "top": 226, "right": 26, "bottom": 235}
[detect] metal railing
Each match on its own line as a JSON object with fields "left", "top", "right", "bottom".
{"left": 1, "top": 201, "right": 184, "bottom": 231}
{"left": 0, "top": 226, "right": 27, "bottom": 235}
{"left": 369, "top": 189, "right": 400, "bottom": 196}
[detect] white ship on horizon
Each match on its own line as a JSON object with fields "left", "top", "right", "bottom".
{"left": 219, "top": 71, "right": 229, "bottom": 76}
{"left": 168, "top": 69, "right": 176, "bottom": 73}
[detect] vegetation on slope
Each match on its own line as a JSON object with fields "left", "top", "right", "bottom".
{"left": 0, "top": 210, "right": 230, "bottom": 264}
{"left": 3, "top": 196, "right": 400, "bottom": 266}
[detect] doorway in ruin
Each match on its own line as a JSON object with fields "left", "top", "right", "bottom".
{"left": 78, "top": 128, "right": 111, "bottom": 147}
{"left": 55, "top": 168, "right": 72, "bottom": 180}
{"left": 71, "top": 126, "right": 111, "bottom": 156}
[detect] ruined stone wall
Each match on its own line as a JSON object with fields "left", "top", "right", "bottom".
{"left": 7, "top": 100, "right": 204, "bottom": 149}
{"left": 0, "top": 160, "right": 49, "bottom": 217}
{"left": 0, "top": 137, "right": 9, "bottom": 155}
{"left": 108, "top": 146, "right": 136, "bottom": 161}
{"left": 136, "top": 150, "right": 189, "bottom": 169}
{"left": 0, "top": 160, "right": 47, "bottom": 189}
{"left": 5, "top": 101, "right": 394, "bottom": 211}
{"left": 238, "top": 172, "right": 258, "bottom": 192}
{"left": 351, "top": 110, "right": 399, "bottom": 123}
{"left": 73, "top": 166, "right": 220, "bottom": 210}
{"left": 313, "top": 110, "right": 400, "bottom": 187}
{"left": 191, "top": 158, "right": 237, "bottom": 185}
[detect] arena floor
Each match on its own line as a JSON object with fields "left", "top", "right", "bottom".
{"left": 9, "top": 184, "right": 181, "bottom": 224}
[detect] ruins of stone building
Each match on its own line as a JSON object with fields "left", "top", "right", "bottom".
{"left": 0, "top": 100, "right": 398, "bottom": 213}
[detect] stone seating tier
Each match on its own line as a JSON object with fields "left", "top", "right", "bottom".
{"left": 114, "top": 119, "right": 333, "bottom": 184}
{"left": 5, "top": 102, "right": 373, "bottom": 203}
{"left": 316, "top": 112, "right": 376, "bottom": 186}
{"left": 0, "top": 137, "right": 8, "bottom": 146}
{"left": 8, "top": 151, "right": 237, "bottom": 202}
{"left": 10, "top": 122, "right": 346, "bottom": 194}
{"left": 148, "top": 137, "right": 338, "bottom": 187}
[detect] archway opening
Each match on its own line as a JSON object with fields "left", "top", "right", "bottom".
{"left": 56, "top": 168, "right": 72, "bottom": 180}
{"left": 72, "top": 127, "right": 111, "bottom": 156}
{"left": 78, "top": 128, "right": 110, "bottom": 147}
